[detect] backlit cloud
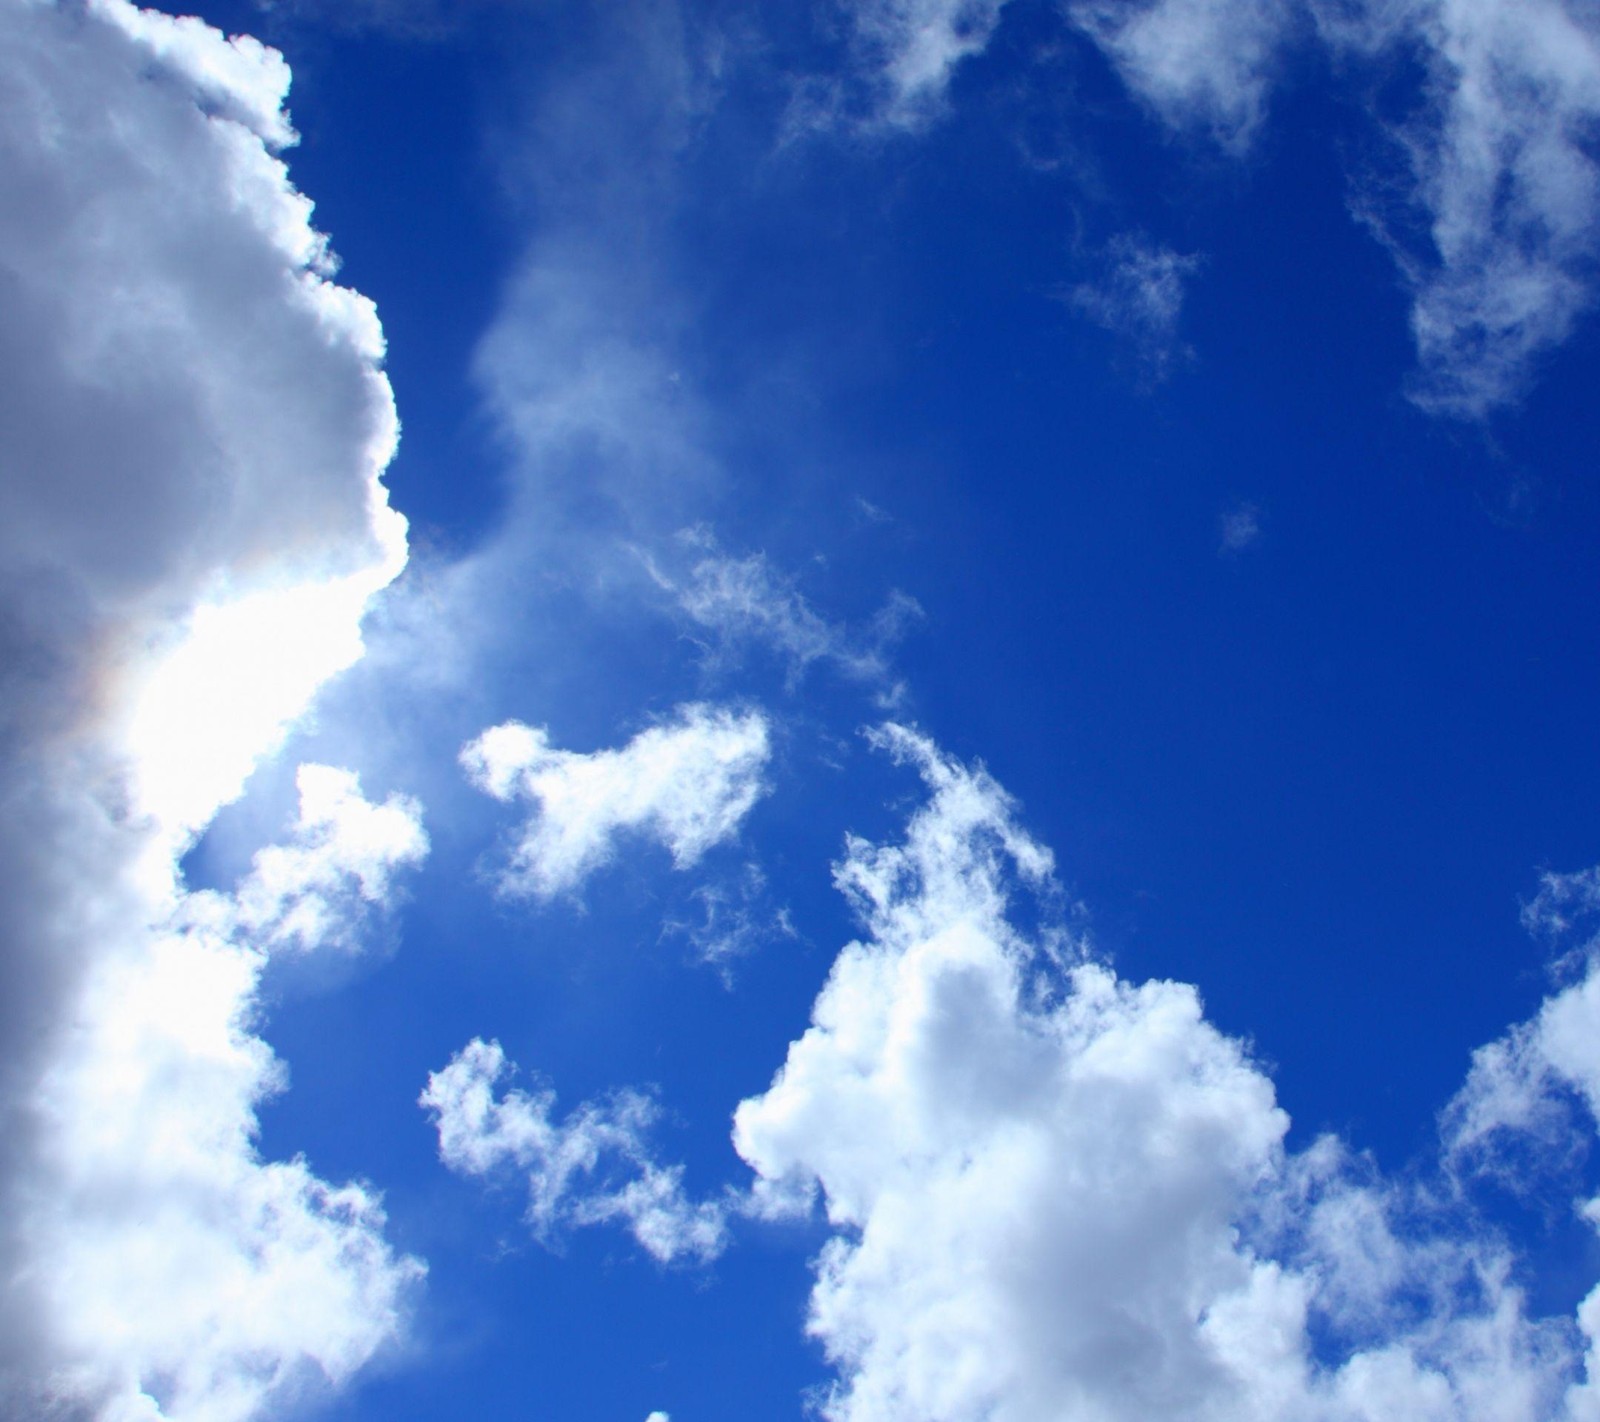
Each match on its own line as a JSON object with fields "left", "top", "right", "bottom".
{"left": 29, "top": 767, "right": 428, "bottom": 1422}
{"left": 0, "top": 2, "right": 417, "bottom": 1414}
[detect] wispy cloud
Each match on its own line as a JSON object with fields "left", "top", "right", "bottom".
{"left": 846, "top": 0, "right": 1014, "bottom": 128}
{"left": 1065, "top": 233, "right": 1203, "bottom": 382}
{"left": 828, "top": 0, "right": 1600, "bottom": 416}
{"left": 1069, "top": 0, "right": 1300, "bottom": 151}
{"left": 1067, "top": 0, "right": 1600, "bottom": 416}
{"left": 646, "top": 531, "right": 922, "bottom": 700}
{"left": 663, "top": 861, "right": 798, "bottom": 969}
{"left": 1347, "top": 0, "right": 1600, "bottom": 417}
{"left": 1218, "top": 500, "right": 1263, "bottom": 553}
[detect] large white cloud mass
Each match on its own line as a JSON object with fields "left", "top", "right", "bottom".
{"left": 460, "top": 703, "right": 772, "bottom": 899}
{"left": 0, "top": 1, "right": 419, "bottom": 1415}
{"left": 734, "top": 726, "right": 1600, "bottom": 1422}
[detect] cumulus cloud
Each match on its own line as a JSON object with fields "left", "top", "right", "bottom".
{"left": 226, "top": 763, "right": 428, "bottom": 953}
{"left": 460, "top": 704, "right": 772, "bottom": 900}
{"left": 733, "top": 727, "right": 1600, "bottom": 1422}
{"left": 421, "top": 1038, "right": 729, "bottom": 1264}
{"left": 1066, "top": 233, "right": 1203, "bottom": 380}
{"left": 0, "top": 3, "right": 417, "bottom": 1415}
{"left": 1446, "top": 870, "right": 1600, "bottom": 1182}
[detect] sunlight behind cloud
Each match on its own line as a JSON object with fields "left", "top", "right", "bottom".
{"left": 119, "top": 549, "right": 406, "bottom": 838}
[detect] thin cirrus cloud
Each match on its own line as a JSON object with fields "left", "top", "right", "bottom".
{"left": 421, "top": 1037, "right": 729, "bottom": 1265}
{"left": 0, "top": 2, "right": 421, "bottom": 1416}
{"left": 842, "top": 0, "right": 1600, "bottom": 417}
{"left": 460, "top": 704, "right": 773, "bottom": 900}
{"left": 644, "top": 530, "right": 922, "bottom": 700}
{"left": 1066, "top": 232, "right": 1203, "bottom": 382}
{"left": 1219, "top": 500, "right": 1263, "bottom": 553}
{"left": 734, "top": 726, "right": 1600, "bottom": 1422}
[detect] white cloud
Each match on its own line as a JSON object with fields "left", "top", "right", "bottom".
{"left": 1066, "top": 233, "right": 1203, "bottom": 380}
{"left": 846, "top": 0, "right": 1013, "bottom": 127}
{"left": 1445, "top": 869, "right": 1600, "bottom": 1173}
{"left": 461, "top": 704, "right": 771, "bottom": 899}
{"left": 1382, "top": 0, "right": 1600, "bottom": 415}
{"left": 734, "top": 727, "right": 1600, "bottom": 1422}
{"left": 0, "top": 3, "right": 418, "bottom": 1415}
{"left": 25, "top": 766, "right": 427, "bottom": 1422}
{"left": 1069, "top": 0, "right": 1299, "bottom": 150}
{"left": 836, "top": 0, "right": 1600, "bottom": 414}
{"left": 222, "top": 763, "right": 429, "bottom": 953}
{"left": 421, "top": 1038, "right": 729, "bottom": 1265}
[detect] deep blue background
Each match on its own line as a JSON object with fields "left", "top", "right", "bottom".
{"left": 179, "top": 1, "right": 1600, "bottom": 1415}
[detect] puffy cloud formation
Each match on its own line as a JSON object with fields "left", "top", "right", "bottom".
{"left": 734, "top": 727, "right": 1600, "bottom": 1422}
{"left": 1447, "top": 868, "right": 1600, "bottom": 1192}
{"left": 0, "top": 2, "right": 416, "bottom": 1415}
{"left": 230, "top": 763, "right": 429, "bottom": 953}
{"left": 422, "top": 1038, "right": 729, "bottom": 1264}
{"left": 460, "top": 704, "right": 771, "bottom": 899}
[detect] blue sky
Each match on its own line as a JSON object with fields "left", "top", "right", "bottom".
{"left": 9, "top": 1, "right": 1600, "bottom": 1419}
